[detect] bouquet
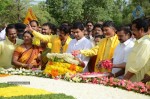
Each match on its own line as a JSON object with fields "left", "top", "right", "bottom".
{"left": 98, "top": 60, "right": 113, "bottom": 72}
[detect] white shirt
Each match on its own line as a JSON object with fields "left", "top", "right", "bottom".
{"left": 112, "top": 38, "right": 134, "bottom": 76}
{"left": 67, "top": 37, "right": 92, "bottom": 72}
{"left": 0, "top": 28, "right": 6, "bottom": 41}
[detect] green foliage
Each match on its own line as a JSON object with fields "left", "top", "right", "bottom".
{"left": 0, "top": 0, "right": 150, "bottom": 27}
{"left": 0, "top": 0, "right": 51, "bottom": 26}
{"left": 0, "top": 94, "right": 75, "bottom": 99}
{"left": 46, "top": 0, "right": 84, "bottom": 24}
{"left": 32, "top": 2, "right": 56, "bottom": 25}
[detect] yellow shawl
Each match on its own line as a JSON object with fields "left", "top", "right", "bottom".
{"left": 94, "top": 35, "right": 119, "bottom": 72}
{"left": 51, "top": 36, "right": 72, "bottom": 53}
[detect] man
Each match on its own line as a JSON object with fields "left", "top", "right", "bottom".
{"left": 141, "top": 18, "right": 150, "bottom": 83}
{"left": 29, "top": 20, "right": 41, "bottom": 46}
{"left": 26, "top": 24, "right": 72, "bottom": 53}
{"left": 123, "top": 18, "right": 150, "bottom": 82}
{"left": 67, "top": 22, "right": 92, "bottom": 72}
{"left": 93, "top": 23, "right": 104, "bottom": 37}
{"left": 85, "top": 21, "right": 94, "bottom": 39}
{"left": 30, "top": 20, "right": 39, "bottom": 31}
{"left": 94, "top": 35, "right": 105, "bottom": 46}
{"left": 15, "top": 23, "right": 26, "bottom": 39}
{"left": 111, "top": 26, "right": 134, "bottom": 78}
{"left": 41, "top": 22, "right": 53, "bottom": 35}
{"left": 0, "top": 24, "right": 23, "bottom": 69}
{"left": 73, "top": 21, "right": 119, "bottom": 72}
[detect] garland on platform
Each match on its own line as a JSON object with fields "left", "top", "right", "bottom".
{"left": 44, "top": 62, "right": 83, "bottom": 78}
{"left": 63, "top": 73, "right": 150, "bottom": 95}
{"left": 0, "top": 68, "right": 150, "bottom": 95}
{"left": 44, "top": 53, "right": 83, "bottom": 78}
{"left": 47, "top": 53, "right": 79, "bottom": 65}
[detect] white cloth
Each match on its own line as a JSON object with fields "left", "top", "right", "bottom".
{"left": 112, "top": 38, "right": 135, "bottom": 77}
{"left": 67, "top": 37, "right": 92, "bottom": 72}
{"left": 0, "top": 28, "right": 6, "bottom": 41}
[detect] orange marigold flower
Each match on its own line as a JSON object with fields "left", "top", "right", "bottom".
{"left": 51, "top": 69, "right": 58, "bottom": 77}
{"left": 0, "top": 74, "right": 10, "bottom": 77}
{"left": 69, "top": 64, "right": 76, "bottom": 71}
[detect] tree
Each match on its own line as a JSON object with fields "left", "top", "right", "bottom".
{"left": 0, "top": 0, "right": 52, "bottom": 26}
{"left": 0, "top": 0, "right": 32, "bottom": 25}
{"left": 32, "top": 2, "right": 56, "bottom": 25}
{"left": 46, "top": 0, "right": 84, "bottom": 24}
{"left": 83, "top": 0, "right": 126, "bottom": 25}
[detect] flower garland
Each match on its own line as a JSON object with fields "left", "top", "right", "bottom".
{"left": 63, "top": 72, "right": 150, "bottom": 95}
{"left": 1, "top": 68, "right": 150, "bottom": 95}
{"left": 47, "top": 53, "right": 79, "bottom": 65}
{"left": 44, "top": 62, "right": 83, "bottom": 78}
{"left": 45, "top": 53, "right": 83, "bottom": 78}
{"left": 0, "top": 68, "right": 46, "bottom": 77}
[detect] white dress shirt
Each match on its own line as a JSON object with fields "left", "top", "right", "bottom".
{"left": 112, "top": 38, "right": 134, "bottom": 76}
{"left": 0, "top": 28, "right": 6, "bottom": 41}
{"left": 67, "top": 37, "right": 92, "bottom": 72}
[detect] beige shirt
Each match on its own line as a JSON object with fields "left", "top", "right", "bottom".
{"left": 0, "top": 37, "right": 23, "bottom": 69}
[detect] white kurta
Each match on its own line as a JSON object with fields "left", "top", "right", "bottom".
{"left": 0, "top": 28, "right": 6, "bottom": 41}
{"left": 112, "top": 38, "right": 134, "bottom": 77}
{"left": 67, "top": 37, "right": 92, "bottom": 72}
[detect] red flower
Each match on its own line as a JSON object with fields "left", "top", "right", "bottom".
{"left": 101, "top": 60, "right": 113, "bottom": 70}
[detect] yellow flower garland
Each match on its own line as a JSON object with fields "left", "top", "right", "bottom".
{"left": 44, "top": 61, "right": 83, "bottom": 77}
{"left": 0, "top": 86, "right": 51, "bottom": 97}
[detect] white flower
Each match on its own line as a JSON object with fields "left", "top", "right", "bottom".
{"left": 7, "top": 68, "right": 15, "bottom": 72}
{"left": 31, "top": 72, "right": 35, "bottom": 76}
{"left": 18, "top": 70, "right": 22, "bottom": 74}
{"left": 27, "top": 72, "right": 31, "bottom": 75}
{"left": 64, "top": 57, "right": 79, "bottom": 65}
{"left": 0, "top": 71, "right": 5, "bottom": 74}
{"left": 11, "top": 71, "right": 18, "bottom": 75}
{"left": 5, "top": 71, "right": 8, "bottom": 74}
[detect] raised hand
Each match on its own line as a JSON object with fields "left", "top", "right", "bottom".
{"left": 25, "top": 24, "right": 33, "bottom": 33}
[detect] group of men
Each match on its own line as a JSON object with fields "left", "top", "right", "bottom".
{"left": 0, "top": 18, "right": 150, "bottom": 83}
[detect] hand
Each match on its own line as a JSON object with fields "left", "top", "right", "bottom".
{"left": 25, "top": 24, "right": 34, "bottom": 33}
{"left": 141, "top": 74, "right": 150, "bottom": 83}
{"left": 27, "top": 64, "right": 34, "bottom": 69}
{"left": 74, "top": 57, "right": 85, "bottom": 67}
{"left": 74, "top": 57, "right": 80, "bottom": 61}
{"left": 96, "top": 61, "right": 102, "bottom": 69}
{"left": 72, "top": 50, "right": 80, "bottom": 56}
{"left": 108, "top": 73, "right": 115, "bottom": 77}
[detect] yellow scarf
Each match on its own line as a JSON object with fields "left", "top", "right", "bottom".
{"left": 51, "top": 36, "right": 72, "bottom": 53}
{"left": 94, "top": 35, "right": 119, "bottom": 72}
